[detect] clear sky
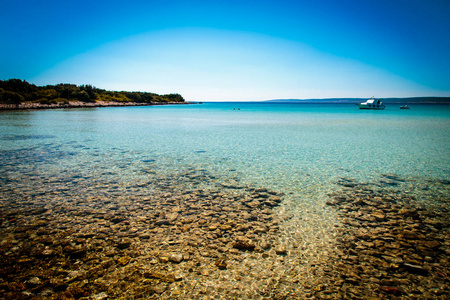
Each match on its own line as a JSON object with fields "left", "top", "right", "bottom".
{"left": 1, "top": 0, "right": 450, "bottom": 101}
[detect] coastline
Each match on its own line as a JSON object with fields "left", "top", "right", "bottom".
{"left": 0, "top": 101, "right": 190, "bottom": 111}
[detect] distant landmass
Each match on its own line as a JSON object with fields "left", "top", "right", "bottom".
{"left": 0, "top": 79, "right": 185, "bottom": 110}
{"left": 267, "top": 97, "right": 450, "bottom": 104}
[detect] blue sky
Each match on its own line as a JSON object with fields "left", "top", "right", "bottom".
{"left": 1, "top": 0, "right": 449, "bottom": 101}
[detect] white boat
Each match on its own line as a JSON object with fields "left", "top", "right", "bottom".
{"left": 356, "top": 98, "right": 385, "bottom": 110}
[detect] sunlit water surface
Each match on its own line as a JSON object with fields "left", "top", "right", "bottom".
{"left": 1, "top": 102, "right": 449, "bottom": 265}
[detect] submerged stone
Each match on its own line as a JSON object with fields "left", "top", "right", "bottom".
{"left": 214, "top": 258, "right": 227, "bottom": 269}
{"left": 275, "top": 245, "right": 287, "bottom": 255}
{"left": 232, "top": 241, "right": 256, "bottom": 251}
{"left": 117, "top": 256, "right": 131, "bottom": 266}
{"left": 169, "top": 253, "right": 183, "bottom": 263}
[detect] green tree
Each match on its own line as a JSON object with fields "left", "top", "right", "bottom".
{"left": 0, "top": 79, "right": 37, "bottom": 94}
{"left": 81, "top": 84, "right": 97, "bottom": 100}
{"left": 33, "top": 89, "right": 59, "bottom": 100}
{"left": 73, "top": 90, "right": 91, "bottom": 102}
{"left": 0, "top": 89, "right": 24, "bottom": 105}
{"left": 0, "top": 79, "right": 185, "bottom": 106}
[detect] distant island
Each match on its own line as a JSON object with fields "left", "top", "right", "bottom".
{"left": 267, "top": 97, "right": 450, "bottom": 104}
{"left": 0, "top": 79, "right": 186, "bottom": 110}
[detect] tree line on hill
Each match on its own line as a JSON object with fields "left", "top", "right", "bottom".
{"left": 0, "top": 79, "right": 185, "bottom": 105}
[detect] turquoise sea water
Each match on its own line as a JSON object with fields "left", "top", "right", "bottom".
{"left": 1, "top": 102, "right": 450, "bottom": 296}
{"left": 1, "top": 102, "right": 449, "bottom": 223}
{"left": 1, "top": 102, "right": 449, "bottom": 193}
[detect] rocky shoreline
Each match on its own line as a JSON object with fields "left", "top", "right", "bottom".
{"left": 321, "top": 178, "right": 450, "bottom": 299}
{"left": 0, "top": 170, "right": 293, "bottom": 299}
{"left": 0, "top": 101, "right": 189, "bottom": 111}
{"left": 0, "top": 170, "right": 449, "bottom": 299}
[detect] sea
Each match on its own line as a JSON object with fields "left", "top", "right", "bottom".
{"left": 0, "top": 102, "right": 449, "bottom": 297}
{"left": 2, "top": 102, "right": 448, "bottom": 198}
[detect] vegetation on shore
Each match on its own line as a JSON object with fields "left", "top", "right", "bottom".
{"left": 0, "top": 79, "right": 185, "bottom": 106}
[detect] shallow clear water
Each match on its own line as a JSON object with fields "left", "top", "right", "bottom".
{"left": 1, "top": 102, "right": 449, "bottom": 297}
{"left": 1, "top": 102, "right": 449, "bottom": 203}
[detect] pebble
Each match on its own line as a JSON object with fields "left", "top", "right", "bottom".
{"left": 91, "top": 292, "right": 108, "bottom": 300}
{"left": 214, "top": 258, "right": 227, "bottom": 269}
{"left": 275, "top": 245, "right": 287, "bottom": 255}
{"left": 27, "top": 277, "right": 41, "bottom": 285}
{"left": 168, "top": 253, "right": 183, "bottom": 263}
{"left": 1, "top": 168, "right": 448, "bottom": 299}
{"left": 117, "top": 256, "right": 131, "bottom": 266}
{"left": 323, "top": 179, "right": 450, "bottom": 298}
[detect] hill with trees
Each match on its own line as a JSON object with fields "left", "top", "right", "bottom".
{"left": 0, "top": 79, "right": 185, "bottom": 109}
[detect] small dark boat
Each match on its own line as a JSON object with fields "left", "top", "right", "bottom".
{"left": 400, "top": 105, "right": 410, "bottom": 109}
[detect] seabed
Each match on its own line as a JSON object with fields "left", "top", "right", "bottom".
{"left": 1, "top": 167, "right": 449, "bottom": 299}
